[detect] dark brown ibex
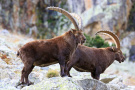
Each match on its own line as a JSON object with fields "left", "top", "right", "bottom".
{"left": 66, "top": 30, "right": 125, "bottom": 80}
{"left": 17, "top": 7, "right": 86, "bottom": 85}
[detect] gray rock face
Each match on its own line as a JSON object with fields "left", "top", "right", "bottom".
{"left": 21, "top": 77, "right": 109, "bottom": 90}
{"left": 0, "top": 0, "right": 69, "bottom": 38}
{"left": 121, "top": 32, "right": 135, "bottom": 48}
{"left": 120, "top": 32, "right": 135, "bottom": 61}
{"left": 68, "top": 0, "right": 132, "bottom": 36}
{"left": 68, "top": 0, "right": 85, "bottom": 15}
{"left": 130, "top": 45, "right": 135, "bottom": 61}
{"left": 20, "top": 76, "right": 135, "bottom": 90}
{"left": 0, "top": 0, "right": 132, "bottom": 39}
{"left": 76, "top": 79, "right": 108, "bottom": 90}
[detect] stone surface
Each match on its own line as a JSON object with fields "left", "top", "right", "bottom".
{"left": 68, "top": 0, "right": 85, "bottom": 15}
{"left": 80, "top": 0, "right": 132, "bottom": 36}
{"left": 0, "top": 31, "right": 134, "bottom": 90}
{"left": 21, "top": 77, "right": 109, "bottom": 90}
{"left": 129, "top": 45, "right": 135, "bottom": 61}
{"left": 120, "top": 32, "right": 135, "bottom": 61}
{"left": 0, "top": 0, "right": 133, "bottom": 39}
{"left": 0, "top": 0, "right": 69, "bottom": 38}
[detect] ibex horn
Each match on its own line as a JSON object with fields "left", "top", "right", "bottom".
{"left": 47, "top": 7, "right": 79, "bottom": 31}
{"left": 96, "top": 30, "right": 120, "bottom": 49}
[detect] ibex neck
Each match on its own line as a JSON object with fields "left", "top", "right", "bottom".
{"left": 63, "top": 31, "right": 78, "bottom": 49}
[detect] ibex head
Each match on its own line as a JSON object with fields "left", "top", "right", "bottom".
{"left": 96, "top": 30, "right": 125, "bottom": 63}
{"left": 47, "top": 7, "right": 86, "bottom": 45}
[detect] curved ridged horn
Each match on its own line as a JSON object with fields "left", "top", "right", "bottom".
{"left": 70, "top": 13, "right": 83, "bottom": 31}
{"left": 47, "top": 7, "right": 79, "bottom": 31}
{"left": 95, "top": 30, "right": 120, "bottom": 49}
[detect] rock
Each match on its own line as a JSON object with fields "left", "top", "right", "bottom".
{"left": 29, "top": 26, "right": 38, "bottom": 37}
{"left": 109, "top": 76, "right": 123, "bottom": 84}
{"left": 107, "top": 84, "right": 121, "bottom": 90}
{"left": 0, "top": 29, "right": 10, "bottom": 35}
{"left": 121, "top": 32, "right": 135, "bottom": 49}
{"left": 81, "top": 5, "right": 105, "bottom": 27}
{"left": 40, "top": 67, "right": 49, "bottom": 70}
{"left": 125, "top": 86, "right": 135, "bottom": 90}
{"left": 100, "top": 75, "right": 128, "bottom": 90}
{"left": 120, "top": 32, "right": 135, "bottom": 61}
{"left": 76, "top": 79, "right": 108, "bottom": 90}
{"left": 0, "top": 58, "right": 7, "bottom": 65}
{"left": 106, "top": 76, "right": 127, "bottom": 90}
{"left": 21, "top": 77, "right": 109, "bottom": 90}
{"left": 0, "top": 0, "right": 69, "bottom": 38}
{"left": 129, "top": 45, "right": 135, "bottom": 61}
{"left": 0, "top": 78, "right": 19, "bottom": 90}
{"left": 68, "top": 0, "right": 85, "bottom": 15}
{"left": 68, "top": 0, "right": 132, "bottom": 36}
{"left": 100, "top": 75, "right": 117, "bottom": 83}
{"left": 84, "top": 0, "right": 93, "bottom": 10}
{"left": 48, "top": 64, "right": 60, "bottom": 70}
{"left": 0, "top": 69, "right": 17, "bottom": 79}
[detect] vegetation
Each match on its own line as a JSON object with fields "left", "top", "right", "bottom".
{"left": 84, "top": 34, "right": 114, "bottom": 48}
{"left": 46, "top": 69, "right": 59, "bottom": 78}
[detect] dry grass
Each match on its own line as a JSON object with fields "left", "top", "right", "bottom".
{"left": 0, "top": 53, "right": 12, "bottom": 65}
{"left": 46, "top": 69, "right": 59, "bottom": 78}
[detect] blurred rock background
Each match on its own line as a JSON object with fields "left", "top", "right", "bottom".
{"left": 0, "top": 0, "right": 135, "bottom": 90}
{"left": 0, "top": 0, "right": 135, "bottom": 59}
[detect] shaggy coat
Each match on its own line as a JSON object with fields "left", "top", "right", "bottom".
{"left": 66, "top": 31, "right": 125, "bottom": 80}
{"left": 17, "top": 7, "right": 86, "bottom": 85}
{"left": 17, "top": 29, "right": 85, "bottom": 85}
{"left": 66, "top": 45, "right": 125, "bottom": 80}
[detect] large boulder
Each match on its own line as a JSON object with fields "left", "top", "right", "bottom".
{"left": 21, "top": 77, "right": 109, "bottom": 90}
{"left": 21, "top": 76, "right": 135, "bottom": 90}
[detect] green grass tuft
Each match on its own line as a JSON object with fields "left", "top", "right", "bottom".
{"left": 46, "top": 69, "right": 59, "bottom": 78}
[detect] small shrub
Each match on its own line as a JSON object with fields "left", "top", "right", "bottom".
{"left": 84, "top": 34, "right": 113, "bottom": 48}
{"left": 46, "top": 69, "right": 59, "bottom": 78}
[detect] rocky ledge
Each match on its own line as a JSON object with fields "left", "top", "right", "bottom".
{"left": 20, "top": 76, "right": 135, "bottom": 90}
{"left": 0, "top": 30, "right": 135, "bottom": 90}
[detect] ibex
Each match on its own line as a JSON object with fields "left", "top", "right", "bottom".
{"left": 66, "top": 30, "right": 125, "bottom": 80}
{"left": 17, "top": 7, "right": 86, "bottom": 85}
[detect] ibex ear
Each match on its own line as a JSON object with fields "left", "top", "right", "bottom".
{"left": 108, "top": 47, "right": 118, "bottom": 52}
{"left": 71, "top": 29, "right": 78, "bottom": 36}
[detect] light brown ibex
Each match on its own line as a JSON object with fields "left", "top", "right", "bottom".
{"left": 66, "top": 30, "right": 125, "bottom": 80}
{"left": 17, "top": 7, "right": 86, "bottom": 85}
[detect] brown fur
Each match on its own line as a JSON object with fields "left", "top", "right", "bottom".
{"left": 66, "top": 45, "right": 125, "bottom": 80}
{"left": 17, "top": 29, "right": 85, "bottom": 85}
